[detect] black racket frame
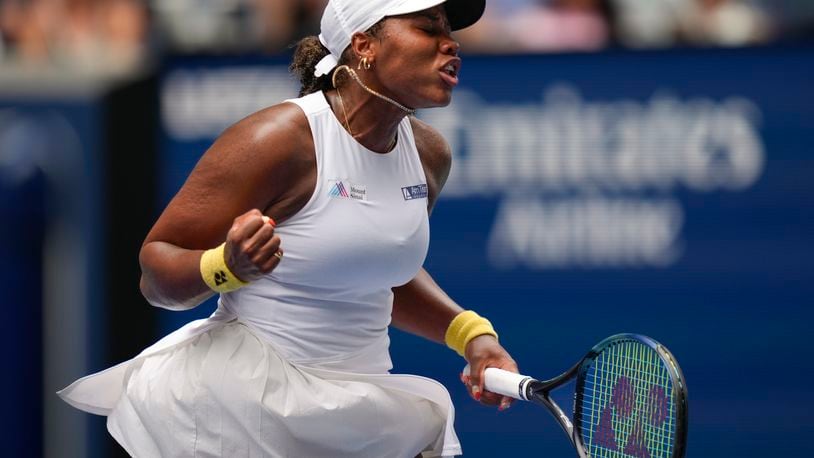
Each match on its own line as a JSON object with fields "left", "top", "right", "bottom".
{"left": 520, "top": 333, "right": 688, "bottom": 458}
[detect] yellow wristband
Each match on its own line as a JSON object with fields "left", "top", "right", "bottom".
{"left": 445, "top": 310, "right": 498, "bottom": 357}
{"left": 200, "top": 243, "right": 248, "bottom": 293}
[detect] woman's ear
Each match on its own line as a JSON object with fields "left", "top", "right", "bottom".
{"left": 350, "top": 31, "right": 378, "bottom": 67}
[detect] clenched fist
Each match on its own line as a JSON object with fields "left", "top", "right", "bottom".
{"left": 224, "top": 209, "right": 283, "bottom": 281}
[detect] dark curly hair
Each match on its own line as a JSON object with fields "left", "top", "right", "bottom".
{"left": 290, "top": 21, "right": 387, "bottom": 97}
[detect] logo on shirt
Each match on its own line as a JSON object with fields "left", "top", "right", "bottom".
{"left": 402, "top": 184, "right": 428, "bottom": 201}
{"left": 328, "top": 180, "right": 367, "bottom": 201}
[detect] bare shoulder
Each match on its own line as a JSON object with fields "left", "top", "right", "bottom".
{"left": 409, "top": 116, "right": 452, "bottom": 173}
{"left": 185, "top": 100, "right": 314, "bottom": 208}
{"left": 145, "top": 101, "right": 316, "bottom": 248}
{"left": 409, "top": 117, "right": 452, "bottom": 211}
{"left": 215, "top": 101, "right": 312, "bottom": 166}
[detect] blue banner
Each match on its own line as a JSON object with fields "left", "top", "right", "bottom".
{"left": 158, "top": 47, "right": 814, "bottom": 456}
{"left": 0, "top": 97, "right": 107, "bottom": 457}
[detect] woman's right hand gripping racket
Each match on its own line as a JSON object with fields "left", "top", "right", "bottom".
{"left": 483, "top": 334, "right": 688, "bottom": 458}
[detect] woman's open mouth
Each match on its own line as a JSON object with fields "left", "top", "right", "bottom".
{"left": 439, "top": 59, "right": 461, "bottom": 87}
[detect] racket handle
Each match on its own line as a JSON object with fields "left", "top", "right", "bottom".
{"left": 483, "top": 367, "right": 535, "bottom": 401}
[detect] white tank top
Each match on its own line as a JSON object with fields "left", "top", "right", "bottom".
{"left": 220, "top": 91, "right": 430, "bottom": 373}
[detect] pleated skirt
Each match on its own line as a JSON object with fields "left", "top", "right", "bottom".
{"left": 59, "top": 319, "right": 462, "bottom": 458}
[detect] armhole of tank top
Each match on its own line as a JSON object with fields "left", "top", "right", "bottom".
{"left": 278, "top": 98, "right": 324, "bottom": 224}
{"left": 402, "top": 116, "right": 429, "bottom": 187}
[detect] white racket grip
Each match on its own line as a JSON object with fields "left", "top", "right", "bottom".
{"left": 484, "top": 368, "right": 535, "bottom": 401}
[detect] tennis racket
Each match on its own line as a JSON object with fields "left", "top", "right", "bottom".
{"left": 482, "top": 333, "right": 688, "bottom": 458}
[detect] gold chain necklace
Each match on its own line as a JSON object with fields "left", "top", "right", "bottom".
{"left": 332, "top": 65, "right": 404, "bottom": 151}
{"left": 335, "top": 65, "right": 416, "bottom": 115}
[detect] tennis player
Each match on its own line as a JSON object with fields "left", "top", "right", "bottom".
{"left": 59, "top": 0, "right": 518, "bottom": 456}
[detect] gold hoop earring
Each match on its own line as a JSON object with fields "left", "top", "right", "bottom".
{"left": 358, "top": 57, "right": 372, "bottom": 70}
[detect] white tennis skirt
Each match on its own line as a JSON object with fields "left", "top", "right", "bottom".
{"left": 58, "top": 312, "right": 462, "bottom": 457}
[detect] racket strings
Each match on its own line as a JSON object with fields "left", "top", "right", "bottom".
{"left": 578, "top": 341, "right": 677, "bottom": 458}
{"left": 584, "top": 344, "right": 673, "bottom": 457}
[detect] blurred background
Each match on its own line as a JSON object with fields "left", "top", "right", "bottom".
{"left": 1, "top": 0, "right": 812, "bottom": 456}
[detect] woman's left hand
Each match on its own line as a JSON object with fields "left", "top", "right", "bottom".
{"left": 461, "top": 335, "right": 519, "bottom": 411}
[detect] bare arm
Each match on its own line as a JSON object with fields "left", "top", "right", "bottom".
{"left": 139, "top": 103, "right": 315, "bottom": 310}
{"left": 393, "top": 118, "right": 517, "bottom": 408}
{"left": 391, "top": 268, "right": 463, "bottom": 343}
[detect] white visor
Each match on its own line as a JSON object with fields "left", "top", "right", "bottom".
{"left": 315, "top": 0, "right": 485, "bottom": 77}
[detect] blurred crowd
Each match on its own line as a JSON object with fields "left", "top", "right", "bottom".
{"left": 0, "top": 0, "right": 812, "bottom": 72}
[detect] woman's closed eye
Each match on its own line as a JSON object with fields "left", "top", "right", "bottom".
{"left": 416, "top": 13, "right": 450, "bottom": 36}
{"left": 421, "top": 24, "right": 441, "bottom": 35}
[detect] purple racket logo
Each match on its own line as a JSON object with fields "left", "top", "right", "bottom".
{"left": 613, "top": 376, "right": 635, "bottom": 417}
{"left": 648, "top": 385, "right": 669, "bottom": 426}
{"left": 591, "top": 375, "right": 672, "bottom": 458}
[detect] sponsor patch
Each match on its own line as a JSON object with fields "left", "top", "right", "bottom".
{"left": 328, "top": 180, "right": 366, "bottom": 201}
{"left": 402, "top": 184, "right": 428, "bottom": 201}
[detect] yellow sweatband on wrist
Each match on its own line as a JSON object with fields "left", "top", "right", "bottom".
{"left": 200, "top": 242, "right": 248, "bottom": 293}
{"left": 445, "top": 310, "right": 498, "bottom": 357}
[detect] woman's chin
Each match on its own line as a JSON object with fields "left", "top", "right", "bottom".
{"left": 417, "top": 91, "right": 454, "bottom": 109}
